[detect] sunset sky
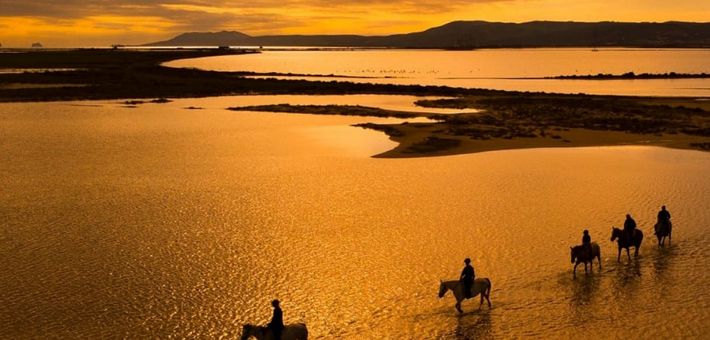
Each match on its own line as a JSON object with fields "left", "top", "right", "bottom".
{"left": 1, "top": 0, "right": 709, "bottom": 47}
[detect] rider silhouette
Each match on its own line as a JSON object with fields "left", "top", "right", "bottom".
{"left": 624, "top": 214, "right": 637, "bottom": 242}
{"left": 656, "top": 205, "right": 671, "bottom": 235}
{"left": 267, "top": 300, "right": 284, "bottom": 340}
{"left": 582, "top": 230, "right": 592, "bottom": 257}
{"left": 460, "top": 258, "right": 475, "bottom": 299}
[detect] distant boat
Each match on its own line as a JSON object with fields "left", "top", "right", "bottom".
{"left": 31, "top": 42, "right": 43, "bottom": 48}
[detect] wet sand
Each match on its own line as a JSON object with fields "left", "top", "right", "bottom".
{"left": 2, "top": 48, "right": 709, "bottom": 157}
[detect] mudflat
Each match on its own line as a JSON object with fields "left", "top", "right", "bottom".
{"left": 2, "top": 48, "right": 709, "bottom": 157}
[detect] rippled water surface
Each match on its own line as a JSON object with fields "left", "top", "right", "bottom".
{"left": 1, "top": 97, "right": 710, "bottom": 339}
{"left": 165, "top": 48, "right": 710, "bottom": 97}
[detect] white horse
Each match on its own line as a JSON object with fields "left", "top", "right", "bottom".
{"left": 239, "top": 323, "right": 308, "bottom": 340}
{"left": 438, "top": 278, "right": 492, "bottom": 313}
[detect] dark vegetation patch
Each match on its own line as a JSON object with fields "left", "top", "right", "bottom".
{"left": 417, "top": 95, "right": 710, "bottom": 140}
{"left": 403, "top": 137, "right": 461, "bottom": 154}
{"left": 354, "top": 123, "right": 405, "bottom": 137}
{"left": 549, "top": 71, "right": 710, "bottom": 80}
{"left": 690, "top": 142, "right": 710, "bottom": 150}
{"left": 226, "top": 104, "right": 421, "bottom": 118}
{"left": 124, "top": 98, "right": 172, "bottom": 105}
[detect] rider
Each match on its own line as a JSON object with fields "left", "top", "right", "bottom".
{"left": 582, "top": 230, "right": 592, "bottom": 257}
{"left": 656, "top": 205, "right": 671, "bottom": 234}
{"left": 267, "top": 299, "right": 284, "bottom": 340}
{"left": 460, "top": 258, "right": 475, "bottom": 299}
{"left": 624, "top": 214, "right": 637, "bottom": 242}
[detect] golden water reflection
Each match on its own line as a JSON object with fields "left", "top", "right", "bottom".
{"left": 1, "top": 98, "right": 710, "bottom": 339}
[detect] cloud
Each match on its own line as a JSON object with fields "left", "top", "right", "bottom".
{"left": 0, "top": 0, "right": 502, "bottom": 20}
{"left": 2, "top": 0, "right": 708, "bottom": 46}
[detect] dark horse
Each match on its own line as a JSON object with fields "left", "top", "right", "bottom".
{"left": 570, "top": 242, "right": 601, "bottom": 278}
{"left": 654, "top": 219, "right": 672, "bottom": 248}
{"left": 611, "top": 227, "right": 643, "bottom": 262}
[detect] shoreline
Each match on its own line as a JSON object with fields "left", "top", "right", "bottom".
{"left": 2, "top": 49, "right": 710, "bottom": 158}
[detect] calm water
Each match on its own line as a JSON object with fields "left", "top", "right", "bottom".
{"left": 2, "top": 96, "right": 710, "bottom": 339}
{"left": 165, "top": 48, "right": 710, "bottom": 97}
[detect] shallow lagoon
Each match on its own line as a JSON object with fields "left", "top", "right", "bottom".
{"left": 1, "top": 96, "right": 709, "bottom": 339}
{"left": 165, "top": 48, "right": 710, "bottom": 97}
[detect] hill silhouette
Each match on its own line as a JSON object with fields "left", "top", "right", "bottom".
{"left": 151, "top": 31, "right": 252, "bottom": 46}
{"left": 145, "top": 21, "right": 710, "bottom": 48}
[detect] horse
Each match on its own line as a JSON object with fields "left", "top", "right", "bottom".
{"left": 438, "top": 278, "right": 492, "bottom": 313}
{"left": 239, "top": 323, "right": 308, "bottom": 340}
{"left": 654, "top": 219, "right": 672, "bottom": 248}
{"left": 570, "top": 242, "right": 601, "bottom": 278}
{"left": 610, "top": 226, "right": 643, "bottom": 261}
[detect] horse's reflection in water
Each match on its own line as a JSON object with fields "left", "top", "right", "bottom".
{"left": 612, "top": 258, "right": 643, "bottom": 299}
{"left": 569, "top": 275, "right": 601, "bottom": 321}
{"left": 650, "top": 245, "right": 676, "bottom": 282}
{"left": 454, "top": 311, "right": 493, "bottom": 340}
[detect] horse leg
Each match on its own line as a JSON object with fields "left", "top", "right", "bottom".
{"left": 455, "top": 301, "right": 463, "bottom": 314}
{"left": 482, "top": 281, "right": 492, "bottom": 308}
{"left": 584, "top": 262, "right": 589, "bottom": 276}
{"left": 573, "top": 262, "right": 579, "bottom": 278}
{"left": 617, "top": 248, "right": 621, "bottom": 262}
{"left": 626, "top": 247, "right": 631, "bottom": 261}
{"left": 485, "top": 287, "right": 491, "bottom": 308}
{"left": 478, "top": 294, "right": 484, "bottom": 310}
{"left": 597, "top": 254, "right": 602, "bottom": 269}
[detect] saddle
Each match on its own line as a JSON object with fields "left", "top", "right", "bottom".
{"left": 463, "top": 281, "right": 474, "bottom": 299}
{"left": 626, "top": 229, "right": 636, "bottom": 242}
{"left": 583, "top": 244, "right": 593, "bottom": 258}
{"left": 655, "top": 219, "right": 672, "bottom": 235}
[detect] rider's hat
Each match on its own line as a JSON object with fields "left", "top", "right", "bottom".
{"left": 464, "top": 258, "right": 471, "bottom": 263}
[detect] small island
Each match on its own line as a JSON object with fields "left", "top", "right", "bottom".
{"left": 1, "top": 48, "right": 710, "bottom": 158}
{"left": 548, "top": 71, "right": 710, "bottom": 80}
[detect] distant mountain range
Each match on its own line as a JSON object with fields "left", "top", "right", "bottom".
{"left": 144, "top": 21, "right": 710, "bottom": 49}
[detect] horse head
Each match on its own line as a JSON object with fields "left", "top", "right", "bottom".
{"left": 438, "top": 279, "right": 447, "bottom": 298}
{"left": 239, "top": 324, "right": 262, "bottom": 340}
{"left": 239, "top": 324, "right": 251, "bottom": 340}
{"left": 610, "top": 226, "right": 619, "bottom": 242}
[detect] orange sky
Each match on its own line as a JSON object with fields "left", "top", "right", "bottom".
{"left": 1, "top": 0, "right": 709, "bottom": 47}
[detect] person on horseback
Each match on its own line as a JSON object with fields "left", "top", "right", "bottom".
{"left": 624, "top": 214, "right": 637, "bottom": 242}
{"left": 460, "top": 258, "right": 475, "bottom": 299}
{"left": 582, "top": 230, "right": 592, "bottom": 257}
{"left": 656, "top": 205, "right": 671, "bottom": 235}
{"left": 267, "top": 299, "right": 284, "bottom": 340}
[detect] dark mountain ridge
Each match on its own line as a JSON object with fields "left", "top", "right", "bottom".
{"left": 145, "top": 21, "right": 710, "bottom": 48}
